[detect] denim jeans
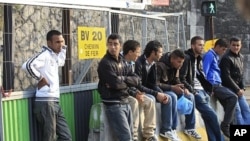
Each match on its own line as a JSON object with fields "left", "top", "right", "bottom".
{"left": 105, "top": 103, "right": 133, "bottom": 141}
{"left": 234, "top": 95, "right": 250, "bottom": 125}
{"left": 33, "top": 101, "right": 72, "bottom": 141}
{"left": 184, "top": 93, "right": 196, "bottom": 130}
{"left": 160, "top": 91, "right": 177, "bottom": 133}
{"left": 195, "top": 90, "right": 224, "bottom": 141}
{"left": 213, "top": 86, "right": 237, "bottom": 127}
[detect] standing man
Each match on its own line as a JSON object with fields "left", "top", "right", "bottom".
{"left": 22, "top": 30, "right": 72, "bottom": 141}
{"left": 122, "top": 40, "right": 157, "bottom": 141}
{"left": 219, "top": 37, "right": 250, "bottom": 125}
{"left": 135, "top": 40, "right": 179, "bottom": 141}
{"left": 97, "top": 33, "right": 139, "bottom": 141}
{"left": 202, "top": 38, "right": 237, "bottom": 138}
{"left": 180, "top": 36, "right": 224, "bottom": 141}
{"left": 157, "top": 49, "right": 201, "bottom": 140}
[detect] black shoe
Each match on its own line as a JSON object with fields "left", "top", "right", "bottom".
{"left": 220, "top": 124, "right": 230, "bottom": 138}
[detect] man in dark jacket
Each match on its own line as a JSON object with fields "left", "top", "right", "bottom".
{"left": 220, "top": 37, "right": 250, "bottom": 125}
{"left": 157, "top": 49, "right": 201, "bottom": 140}
{"left": 98, "top": 33, "right": 140, "bottom": 141}
{"left": 180, "top": 36, "right": 224, "bottom": 141}
{"left": 122, "top": 40, "right": 156, "bottom": 141}
{"left": 135, "top": 40, "right": 179, "bottom": 141}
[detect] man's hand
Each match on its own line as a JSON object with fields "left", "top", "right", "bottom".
{"left": 135, "top": 91, "right": 144, "bottom": 103}
{"left": 184, "top": 88, "right": 190, "bottom": 95}
{"left": 237, "top": 89, "right": 244, "bottom": 97}
{"left": 156, "top": 92, "right": 169, "bottom": 104}
{"left": 171, "top": 84, "right": 184, "bottom": 94}
{"left": 37, "top": 77, "right": 49, "bottom": 90}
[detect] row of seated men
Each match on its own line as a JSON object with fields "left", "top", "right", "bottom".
{"left": 97, "top": 34, "right": 250, "bottom": 141}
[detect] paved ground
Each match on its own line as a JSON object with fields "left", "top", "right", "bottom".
{"left": 245, "top": 86, "right": 250, "bottom": 104}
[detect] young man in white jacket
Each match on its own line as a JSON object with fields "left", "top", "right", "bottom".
{"left": 22, "top": 30, "right": 72, "bottom": 141}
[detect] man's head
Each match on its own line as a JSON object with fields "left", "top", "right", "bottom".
{"left": 214, "top": 38, "right": 228, "bottom": 56}
{"left": 229, "top": 37, "right": 242, "bottom": 54}
{"left": 191, "top": 36, "right": 204, "bottom": 56}
{"left": 170, "top": 49, "right": 185, "bottom": 69}
{"left": 143, "top": 40, "right": 163, "bottom": 62}
{"left": 123, "top": 40, "right": 141, "bottom": 62}
{"left": 47, "top": 30, "right": 65, "bottom": 54}
{"left": 107, "top": 33, "right": 123, "bottom": 57}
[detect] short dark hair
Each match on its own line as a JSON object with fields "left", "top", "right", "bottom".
{"left": 215, "top": 38, "right": 228, "bottom": 48}
{"left": 143, "top": 40, "right": 163, "bottom": 57}
{"left": 46, "top": 30, "right": 62, "bottom": 41}
{"left": 230, "top": 37, "right": 241, "bottom": 44}
{"left": 107, "top": 33, "right": 123, "bottom": 44}
{"left": 170, "top": 49, "right": 185, "bottom": 59}
{"left": 191, "top": 36, "right": 204, "bottom": 45}
{"left": 123, "top": 40, "right": 140, "bottom": 55}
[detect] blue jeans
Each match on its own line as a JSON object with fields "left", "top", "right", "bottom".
{"left": 160, "top": 91, "right": 177, "bottom": 132}
{"left": 195, "top": 90, "right": 224, "bottom": 141}
{"left": 105, "top": 103, "right": 133, "bottom": 141}
{"left": 184, "top": 94, "right": 196, "bottom": 130}
{"left": 234, "top": 95, "right": 250, "bottom": 125}
{"left": 213, "top": 86, "right": 237, "bottom": 126}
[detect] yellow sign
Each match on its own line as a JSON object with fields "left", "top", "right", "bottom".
{"left": 78, "top": 27, "right": 106, "bottom": 59}
{"left": 204, "top": 39, "right": 218, "bottom": 52}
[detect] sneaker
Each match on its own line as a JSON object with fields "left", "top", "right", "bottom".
{"left": 145, "top": 136, "right": 158, "bottom": 141}
{"left": 184, "top": 129, "right": 202, "bottom": 139}
{"left": 160, "top": 131, "right": 180, "bottom": 141}
{"left": 172, "top": 130, "right": 181, "bottom": 141}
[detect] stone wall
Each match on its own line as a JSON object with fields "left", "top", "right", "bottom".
{"left": 3, "top": 1, "right": 250, "bottom": 91}
{"left": 148, "top": 0, "right": 250, "bottom": 85}
{"left": 1, "top": 4, "right": 179, "bottom": 91}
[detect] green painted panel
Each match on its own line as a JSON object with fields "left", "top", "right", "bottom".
{"left": 2, "top": 99, "right": 30, "bottom": 141}
{"left": 92, "top": 90, "right": 101, "bottom": 104}
{"left": 60, "top": 93, "right": 75, "bottom": 141}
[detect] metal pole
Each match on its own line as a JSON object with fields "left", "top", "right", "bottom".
{"left": 62, "top": 9, "right": 72, "bottom": 85}
{"left": 177, "top": 15, "right": 180, "bottom": 48}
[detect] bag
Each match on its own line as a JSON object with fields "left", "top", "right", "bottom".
{"left": 88, "top": 103, "right": 102, "bottom": 141}
{"left": 87, "top": 103, "right": 118, "bottom": 141}
{"left": 177, "top": 95, "right": 193, "bottom": 115}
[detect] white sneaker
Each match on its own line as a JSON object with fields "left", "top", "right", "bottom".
{"left": 160, "top": 130, "right": 180, "bottom": 141}
{"left": 172, "top": 130, "right": 182, "bottom": 141}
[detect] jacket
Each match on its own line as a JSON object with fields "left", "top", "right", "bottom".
{"left": 22, "top": 46, "right": 66, "bottom": 100}
{"left": 180, "top": 49, "right": 212, "bottom": 93}
{"left": 97, "top": 51, "right": 140, "bottom": 102}
{"left": 134, "top": 55, "right": 160, "bottom": 97}
{"left": 219, "top": 50, "right": 244, "bottom": 93}
{"left": 157, "top": 52, "right": 180, "bottom": 91}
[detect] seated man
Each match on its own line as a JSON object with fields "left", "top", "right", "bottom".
{"left": 180, "top": 36, "right": 224, "bottom": 141}
{"left": 135, "top": 40, "right": 179, "bottom": 141}
{"left": 203, "top": 38, "right": 238, "bottom": 138}
{"left": 122, "top": 39, "right": 156, "bottom": 141}
{"left": 157, "top": 49, "right": 201, "bottom": 140}
{"left": 219, "top": 37, "right": 250, "bottom": 125}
